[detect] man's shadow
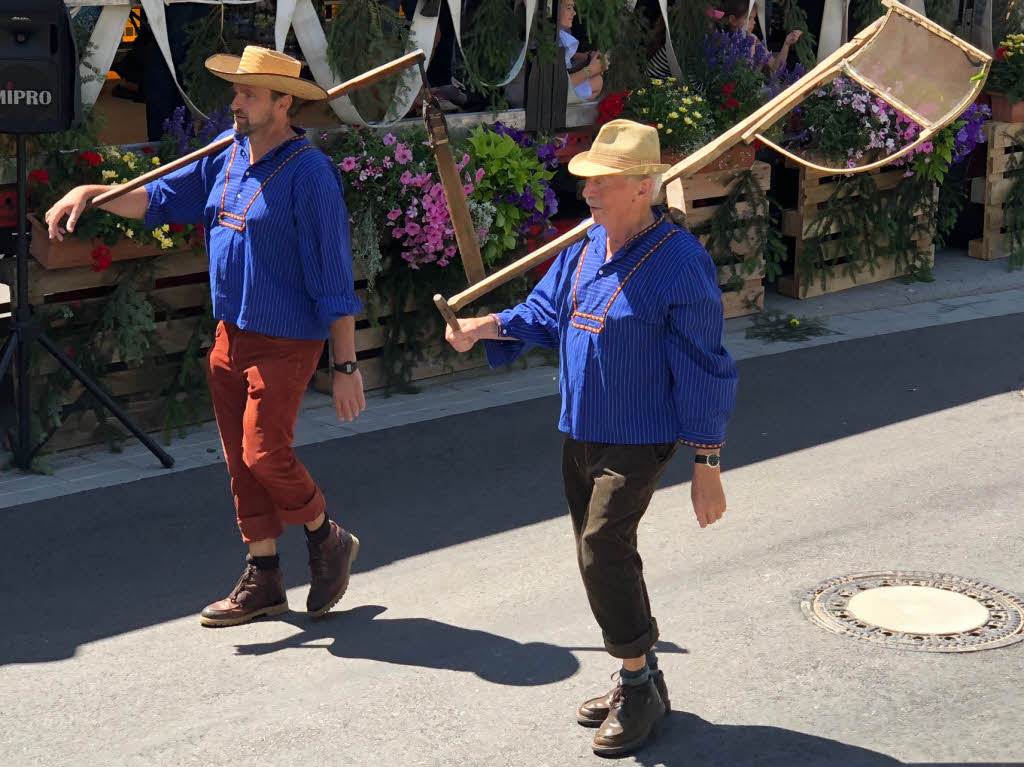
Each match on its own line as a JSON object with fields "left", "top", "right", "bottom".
{"left": 622, "top": 710, "right": 1020, "bottom": 766}
{"left": 234, "top": 605, "right": 686, "bottom": 687}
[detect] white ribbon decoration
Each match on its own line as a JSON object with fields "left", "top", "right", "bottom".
{"left": 818, "top": 0, "right": 929, "bottom": 59}
{"left": 448, "top": 0, "right": 537, "bottom": 88}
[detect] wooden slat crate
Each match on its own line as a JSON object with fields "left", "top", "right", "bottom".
{"left": 968, "top": 120, "right": 1024, "bottom": 262}
{"left": 0, "top": 249, "right": 214, "bottom": 451}
{"left": 778, "top": 165, "right": 937, "bottom": 299}
{"left": 670, "top": 160, "right": 772, "bottom": 318}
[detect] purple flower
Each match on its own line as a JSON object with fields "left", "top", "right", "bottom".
{"left": 383, "top": 133, "right": 397, "bottom": 146}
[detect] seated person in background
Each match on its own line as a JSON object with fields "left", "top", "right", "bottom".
{"left": 721, "top": 0, "right": 801, "bottom": 73}
{"left": 558, "top": 0, "right": 606, "bottom": 102}
{"left": 645, "top": 14, "right": 671, "bottom": 80}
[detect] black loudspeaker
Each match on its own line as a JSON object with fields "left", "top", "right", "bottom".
{"left": 0, "top": 0, "right": 80, "bottom": 133}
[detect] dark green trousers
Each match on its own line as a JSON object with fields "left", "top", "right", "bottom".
{"left": 562, "top": 438, "right": 677, "bottom": 659}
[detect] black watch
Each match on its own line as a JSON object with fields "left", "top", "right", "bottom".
{"left": 333, "top": 361, "right": 358, "bottom": 375}
{"left": 694, "top": 453, "right": 720, "bottom": 468}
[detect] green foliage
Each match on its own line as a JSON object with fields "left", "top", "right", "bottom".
{"left": 1002, "top": 127, "right": 1024, "bottom": 271}
{"left": 798, "top": 172, "right": 937, "bottom": 295}
{"left": 179, "top": 6, "right": 252, "bottom": 115}
{"left": 851, "top": 0, "right": 886, "bottom": 33}
{"left": 576, "top": 0, "right": 651, "bottom": 94}
{"left": 745, "top": 312, "right": 837, "bottom": 342}
{"left": 463, "top": 0, "right": 524, "bottom": 96}
{"left": 620, "top": 79, "right": 715, "bottom": 154}
{"left": 325, "top": 0, "right": 410, "bottom": 119}
{"left": 776, "top": 0, "right": 817, "bottom": 69}
{"left": 464, "top": 127, "right": 555, "bottom": 267}
{"left": 988, "top": 34, "right": 1024, "bottom": 105}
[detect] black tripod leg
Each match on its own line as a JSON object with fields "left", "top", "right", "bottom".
{"left": 0, "top": 331, "right": 16, "bottom": 379}
{"left": 36, "top": 331, "right": 175, "bottom": 468}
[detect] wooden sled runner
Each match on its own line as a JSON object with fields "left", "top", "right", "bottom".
{"left": 433, "top": 0, "right": 991, "bottom": 331}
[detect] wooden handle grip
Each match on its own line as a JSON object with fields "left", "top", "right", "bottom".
{"left": 433, "top": 293, "right": 462, "bottom": 333}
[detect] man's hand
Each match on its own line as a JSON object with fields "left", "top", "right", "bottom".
{"left": 691, "top": 464, "right": 726, "bottom": 529}
{"left": 45, "top": 185, "right": 100, "bottom": 241}
{"left": 784, "top": 29, "right": 803, "bottom": 46}
{"left": 332, "top": 369, "right": 365, "bottom": 422}
{"left": 444, "top": 316, "right": 501, "bottom": 353}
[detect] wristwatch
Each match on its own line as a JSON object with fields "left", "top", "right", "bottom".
{"left": 694, "top": 453, "right": 721, "bottom": 468}
{"left": 333, "top": 361, "right": 358, "bottom": 375}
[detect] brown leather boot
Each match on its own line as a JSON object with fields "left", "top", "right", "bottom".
{"left": 200, "top": 560, "right": 288, "bottom": 627}
{"left": 577, "top": 669, "right": 670, "bottom": 726}
{"left": 591, "top": 677, "right": 666, "bottom": 756}
{"left": 306, "top": 521, "right": 360, "bottom": 616}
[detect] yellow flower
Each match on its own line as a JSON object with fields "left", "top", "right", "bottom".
{"left": 102, "top": 170, "right": 117, "bottom": 181}
{"left": 682, "top": 97, "right": 692, "bottom": 105}
{"left": 162, "top": 224, "right": 170, "bottom": 232}
{"left": 789, "top": 318, "right": 800, "bottom": 327}
{"left": 684, "top": 117, "right": 695, "bottom": 126}
{"left": 692, "top": 111, "right": 702, "bottom": 119}
{"left": 125, "top": 228, "right": 134, "bottom": 238}
{"left": 651, "top": 78, "right": 663, "bottom": 86}
{"left": 642, "top": 107, "right": 649, "bottom": 114}
{"left": 151, "top": 157, "right": 161, "bottom": 166}
{"left": 665, "top": 128, "right": 673, "bottom": 134}
{"left": 656, "top": 123, "right": 664, "bottom": 129}
{"left": 637, "top": 89, "right": 646, "bottom": 95}
{"left": 120, "top": 178, "right": 128, "bottom": 184}
{"left": 694, "top": 96, "right": 704, "bottom": 103}
{"left": 108, "top": 149, "right": 121, "bottom": 160}
{"left": 667, "top": 77, "right": 676, "bottom": 82}
{"left": 668, "top": 111, "right": 679, "bottom": 119}
{"left": 682, "top": 85, "right": 689, "bottom": 92}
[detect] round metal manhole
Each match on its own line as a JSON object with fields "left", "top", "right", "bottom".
{"left": 801, "top": 571, "right": 1024, "bottom": 652}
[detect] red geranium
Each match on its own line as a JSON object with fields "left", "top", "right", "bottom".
{"left": 28, "top": 169, "right": 49, "bottom": 184}
{"left": 597, "top": 90, "right": 631, "bottom": 124}
{"left": 141, "top": 146, "right": 155, "bottom": 154}
{"left": 724, "top": 97, "right": 740, "bottom": 110}
{"left": 78, "top": 151, "right": 103, "bottom": 167}
{"left": 90, "top": 245, "right": 112, "bottom": 273}
{"left": 995, "top": 47, "right": 1006, "bottom": 60}
{"left": 721, "top": 81, "right": 737, "bottom": 96}
{"left": 169, "top": 223, "right": 185, "bottom": 234}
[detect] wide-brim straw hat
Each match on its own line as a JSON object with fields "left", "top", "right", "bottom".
{"left": 568, "top": 119, "right": 671, "bottom": 177}
{"left": 205, "top": 46, "right": 328, "bottom": 101}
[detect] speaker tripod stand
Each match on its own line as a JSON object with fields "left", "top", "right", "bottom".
{"left": 0, "top": 134, "right": 174, "bottom": 470}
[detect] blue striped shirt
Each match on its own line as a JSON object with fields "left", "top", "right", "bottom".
{"left": 485, "top": 214, "right": 738, "bottom": 446}
{"left": 144, "top": 128, "right": 362, "bottom": 340}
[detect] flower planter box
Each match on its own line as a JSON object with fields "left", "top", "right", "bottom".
{"left": 987, "top": 92, "right": 1024, "bottom": 124}
{"left": 968, "top": 120, "right": 1024, "bottom": 262}
{"left": 27, "top": 213, "right": 167, "bottom": 270}
{"left": 668, "top": 160, "right": 772, "bottom": 318}
{"left": 777, "top": 165, "right": 937, "bottom": 299}
{"left": 1, "top": 249, "right": 214, "bottom": 451}
{"left": 662, "top": 142, "right": 757, "bottom": 174}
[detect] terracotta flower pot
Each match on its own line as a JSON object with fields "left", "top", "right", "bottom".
{"left": 987, "top": 92, "right": 1024, "bottom": 123}
{"left": 660, "top": 143, "right": 757, "bottom": 173}
{"left": 27, "top": 213, "right": 166, "bottom": 270}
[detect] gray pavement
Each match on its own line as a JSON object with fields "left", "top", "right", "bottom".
{"left": 1, "top": 311, "right": 1023, "bottom": 766}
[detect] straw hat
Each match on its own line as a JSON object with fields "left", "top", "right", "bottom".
{"left": 568, "top": 119, "right": 671, "bottom": 177}
{"left": 205, "top": 46, "right": 328, "bottom": 101}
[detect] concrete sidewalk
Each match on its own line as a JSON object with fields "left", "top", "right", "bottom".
{"left": 1, "top": 246, "right": 1022, "bottom": 510}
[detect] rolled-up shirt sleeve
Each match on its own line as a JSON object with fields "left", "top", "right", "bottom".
{"left": 483, "top": 241, "right": 577, "bottom": 367}
{"left": 666, "top": 252, "right": 738, "bottom": 447}
{"left": 295, "top": 161, "right": 362, "bottom": 324}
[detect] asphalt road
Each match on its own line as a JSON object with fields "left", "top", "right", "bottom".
{"left": 2, "top": 313, "right": 1023, "bottom": 767}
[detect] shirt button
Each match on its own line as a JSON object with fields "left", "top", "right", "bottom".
{"left": 598, "top": 269, "right": 604, "bottom": 276}
{"left": 236, "top": 194, "right": 241, "bottom": 199}
{"left": 502, "top": 330, "right": 507, "bottom": 335}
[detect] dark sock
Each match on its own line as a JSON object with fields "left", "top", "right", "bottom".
{"left": 619, "top": 664, "right": 650, "bottom": 686}
{"left": 248, "top": 554, "right": 280, "bottom": 571}
{"left": 305, "top": 513, "right": 331, "bottom": 545}
{"left": 646, "top": 650, "right": 659, "bottom": 671}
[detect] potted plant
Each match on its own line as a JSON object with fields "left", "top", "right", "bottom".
{"left": 986, "top": 33, "right": 1024, "bottom": 123}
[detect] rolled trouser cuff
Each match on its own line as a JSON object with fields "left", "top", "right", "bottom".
{"left": 603, "top": 617, "right": 659, "bottom": 659}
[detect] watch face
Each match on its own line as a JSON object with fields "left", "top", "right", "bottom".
{"left": 706, "top": 454, "right": 720, "bottom": 467}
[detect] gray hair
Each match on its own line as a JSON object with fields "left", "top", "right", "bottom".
{"left": 649, "top": 174, "right": 665, "bottom": 205}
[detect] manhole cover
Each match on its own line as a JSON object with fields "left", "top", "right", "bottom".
{"left": 801, "top": 571, "right": 1024, "bottom": 652}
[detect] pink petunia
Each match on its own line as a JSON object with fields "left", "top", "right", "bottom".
{"left": 405, "top": 221, "right": 422, "bottom": 236}
{"left": 387, "top": 209, "right": 402, "bottom": 221}
{"left": 444, "top": 245, "right": 457, "bottom": 257}
{"left": 463, "top": 184, "right": 474, "bottom": 196}
{"left": 395, "top": 143, "right": 413, "bottom": 164}
{"left": 400, "top": 170, "right": 414, "bottom": 185}
{"left": 705, "top": 8, "right": 724, "bottom": 18}
{"left": 475, "top": 167, "right": 486, "bottom": 183}
{"left": 383, "top": 133, "right": 397, "bottom": 146}
{"left": 393, "top": 227, "right": 405, "bottom": 237}
{"left": 340, "top": 157, "right": 357, "bottom": 171}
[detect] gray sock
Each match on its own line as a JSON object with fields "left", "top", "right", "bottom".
{"left": 619, "top": 664, "right": 650, "bottom": 686}
{"left": 646, "top": 650, "right": 659, "bottom": 671}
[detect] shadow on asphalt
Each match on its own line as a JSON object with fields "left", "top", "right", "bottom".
{"left": 230, "top": 604, "right": 685, "bottom": 686}
{"left": 623, "top": 710, "right": 1023, "bottom": 766}
{"left": 1, "top": 315, "right": 1022, "bottom": 665}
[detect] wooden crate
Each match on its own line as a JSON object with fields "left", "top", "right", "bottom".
{"left": 670, "top": 160, "right": 771, "bottom": 318}
{"left": 778, "top": 165, "right": 936, "bottom": 298}
{"left": 0, "top": 249, "right": 214, "bottom": 451}
{"left": 968, "top": 121, "right": 1024, "bottom": 262}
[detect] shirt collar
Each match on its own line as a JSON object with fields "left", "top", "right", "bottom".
{"left": 234, "top": 126, "right": 308, "bottom": 161}
{"left": 588, "top": 208, "right": 669, "bottom": 262}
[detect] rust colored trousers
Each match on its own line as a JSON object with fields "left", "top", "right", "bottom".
{"left": 207, "top": 321, "right": 326, "bottom": 542}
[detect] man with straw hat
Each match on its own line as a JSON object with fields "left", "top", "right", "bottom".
{"left": 45, "top": 47, "right": 365, "bottom": 627}
{"left": 444, "top": 119, "right": 738, "bottom": 755}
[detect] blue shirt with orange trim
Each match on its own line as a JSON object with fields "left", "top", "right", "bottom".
{"left": 485, "top": 214, "right": 738, "bottom": 446}
{"left": 144, "top": 128, "right": 362, "bottom": 340}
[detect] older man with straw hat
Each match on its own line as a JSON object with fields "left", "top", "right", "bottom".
{"left": 46, "top": 47, "right": 365, "bottom": 627}
{"left": 445, "top": 119, "right": 738, "bottom": 755}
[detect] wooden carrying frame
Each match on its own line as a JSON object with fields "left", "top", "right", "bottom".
{"left": 89, "top": 50, "right": 427, "bottom": 209}
{"left": 433, "top": 0, "right": 991, "bottom": 331}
